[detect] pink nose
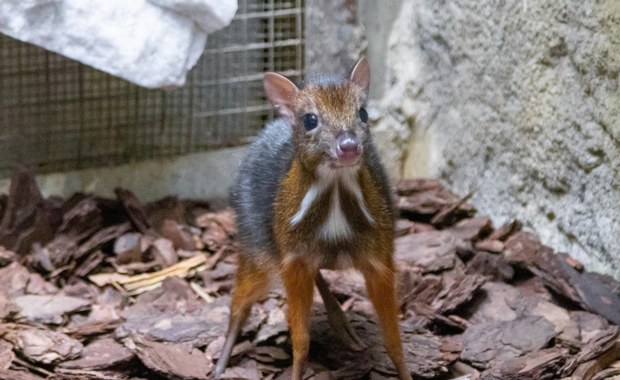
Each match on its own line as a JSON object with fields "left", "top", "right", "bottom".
{"left": 339, "top": 138, "right": 359, "bottom": 153}
{"left": 337, "top": 133, "right": 361, "bottom": 161}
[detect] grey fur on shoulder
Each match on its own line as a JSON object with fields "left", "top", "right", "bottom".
{"left": 230, "top": 119, "right": 294, "bottom": 253}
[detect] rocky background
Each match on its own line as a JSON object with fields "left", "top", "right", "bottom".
{"left": 306, "top": 0, "right": 620, "bottom": 280}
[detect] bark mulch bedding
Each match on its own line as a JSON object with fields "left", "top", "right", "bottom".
{"left": 0, "top": 166, "right": 618, "bottom": 380}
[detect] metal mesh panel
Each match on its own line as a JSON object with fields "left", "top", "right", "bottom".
{"left": 0, "top": 0, "right": 304, "bottom": 177}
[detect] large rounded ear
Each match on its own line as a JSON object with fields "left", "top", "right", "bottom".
{"left": 263, "top": 73, "right": 299, "bottom": 122}
{"left": 350, "top": 58, "right": 370, "bottom": 99}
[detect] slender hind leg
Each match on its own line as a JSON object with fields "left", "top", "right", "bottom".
{"left": 356, "top": 255, "right": 412, "bottom": 380}
{"left": 214, "top": 256, "right": 271, "bottom": 379}
{"left": 281, "top": 257, "right": 316, "bottom": 380}
{"left": 315, "top": 271, "right": 366, "bottom": 351}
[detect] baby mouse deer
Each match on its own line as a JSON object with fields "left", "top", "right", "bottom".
{"left": 214, "top": 58, "right": 412, "bottom": 380}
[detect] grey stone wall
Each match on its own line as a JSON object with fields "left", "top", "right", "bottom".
{"left": 376, "top": 0, "right": 620, "bottom": 279}
{"left": 304, "top": 0, "right": 411, "bottom": 178}
{"left": 304, "top": 0, "right": 366, "bottom": 75}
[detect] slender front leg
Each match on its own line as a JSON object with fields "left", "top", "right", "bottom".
{"left": 214, "top": 256, "right": 271, "bottom": 379}
{"left": 281, "top": 257, "right": 317, "bottom": 380}
{"left": 315, "top": 271, "right": 366, "bottom": 351}
{"left": 357, "top": 256, "right": 412, "bottom": 380}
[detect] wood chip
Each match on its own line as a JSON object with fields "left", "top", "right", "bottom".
{"left": 159, "top": 219, "right": 195, "bottom": 251}
{"left": 395, "top": 178, "right": 472, "bottom": 220}
{"left": 113, "top": 233, "right": 143, "bottom": 264}
{"left": 133, "top": 338, "right": 212, "bottom": 379}
{"left": 0, "top": 262, "right": 30, "bottom": 297}
{"left": 118, "top": 282, "right": 229, "bottom": 346}
{"left": 480, "top": 347, "right": 568, "bottom": 380}
{"left": 59, "top": 337, "right": 134, "bottom": 370}
{"left": 504, "top": 233, "right": 620, "bottom": 326}
{"left": 248, "top": 346, "right": 291, "bottom": 363}
{"left": 89, "top": 254, "right": 207, "bottom": 294}
{"left": 395, "top": 231, "right": 457, "bottom": 273}
{"left": 193, "top": 208, "right": 237, "bottom": 236}
{"left": 431, "top": 191, "right": 474, "bottom": 227}
{"left": 146, "top": 196, "right": 187, "bottom": 229}
{"left": 395, "top": 219, "right": 414, "bottom": 237}
{"left": 0, "top": 247, "right": 16, "bottom": 266}
{"left": 0, "top": 340, "right": 14, "bottom": 370}
{"left": 25, "top": 273, "right": 58, "bottom": 295}
{"left": 503, "top": 231, "right": 545, "bottom": 267}
{"left": 8, "top": 328, "right": 83, "bottom": 364}
{"left": 474, "top": 239, "right": 504, "bottom": 253}
{"left": 53, "top": 368, "right": 132, "bottom": 380}
{"left": 75, "top": 223, "right": 132, "bottom": 262}
{"left": 220, "top": 359, "right": 261, "bottom": 380}
{"left": 115, "top": 188, "right": 152, "bottom": 235}
{"left": 487, "top": 220, "right": 522, "bottom": 241}
{"left": 571, "top": 311, "right": 611, "bottom": 344}
{"left": 565, "top": 327, "right": 620, "bottom": 378}
{"left": 466, "top": 251, "right": 514, "bottom": 281}
{"left": 13, "top": 294, "right": 90, "bottom": 324}
{"left": 0, "top": 175, "right": 617, "bottom": 380}
{"left": 0, "top": 166, "right": 56, "bottom": 254}
{"left": 467, "top": 282, "right": 519, "bottom": 324}
{"left": 152, "top": 237, "right": 179, "bottom": 267}
{"left": 0, "top": 368, "right": 47, "bottom": 380}
{"left": 433, "top": 274, "right": 486, "bottom": 314}
{"left": 449, "top": 216, "right": 492, "bottom": 242}
{"left": 201, "top": 222, "right": 229, "bottom": 252}
{"left": 460, "top": 316, "right": 556, "bottom": 368}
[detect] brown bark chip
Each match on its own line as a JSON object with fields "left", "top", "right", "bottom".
{"left": 0, "top": 175, "right": 616, "bottom": 379}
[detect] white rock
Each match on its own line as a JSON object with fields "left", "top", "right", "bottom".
{"left": 0, "top": 0, "right": 237, "bottom": 88}
{"left": 148, "top": 0, "right": 237, "bottom": 34}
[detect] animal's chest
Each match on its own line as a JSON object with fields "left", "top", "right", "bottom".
{"left": 287, "top": 178, "right": 376, "bottom": 247}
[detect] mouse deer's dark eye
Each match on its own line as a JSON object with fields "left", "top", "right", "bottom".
{"left": 359, "top": 107, "right": 368, "bottom": 123}
{"left": 303, "top": 113, "right": 319, "bottom": 131}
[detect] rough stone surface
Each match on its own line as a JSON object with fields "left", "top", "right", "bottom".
{"left": 375, "top": 0, "right": 620, "bottom": 279}
{"left": 305, "top": 0, "right": 409, "bottom": 177}
{"left": 304, "top": 0, "right": 366, "bottom": 75}
{"left": 358, "top": 0, "right": 404, "bottom": 100}
{"left": 304, "top": 0, "right": 413, "bottom": 178}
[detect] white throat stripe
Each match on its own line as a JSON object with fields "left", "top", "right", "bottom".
{"left": 342, "top": 178, "right": 375, "bottom": 225}
{"left": 290, "top": 184, "right": 320, "bottom": 226}
{"left": 318, "top": 185, "right": 353, "bottom": 241}
{"left": 289, "top": 163, "right": 375, "bottom": 229}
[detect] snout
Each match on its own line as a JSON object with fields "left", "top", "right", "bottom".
{"left": 336, "top": 132, "right": 362, "bottom": 165}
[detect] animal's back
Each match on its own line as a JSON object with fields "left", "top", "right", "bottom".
{"left": 231, "top": 118, "right": 294, "bottom": 254}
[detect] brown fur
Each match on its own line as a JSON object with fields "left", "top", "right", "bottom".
{"left": 280, "top": 257, "right": 316, "bottom": 379}
{"left": 268, "top": 76, "right": 409, "bottom": 378}
{"left": 274, "top": 161, "right": 393, "bottom": 267}
{"left": 292, "top": 83, "right": 369, "bottom": 173}
{"left": 215, "top": 59, "right": 412, "bottom": 380}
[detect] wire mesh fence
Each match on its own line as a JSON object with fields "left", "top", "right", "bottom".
{"left": 0, "top": 0, "right": 304, "bottom": 178}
